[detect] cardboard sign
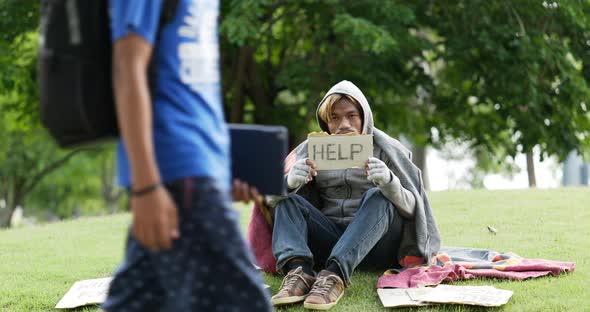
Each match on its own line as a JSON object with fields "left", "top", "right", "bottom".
{"left": 55, "top": 277, "right": 112, "bottom": 309}
{"left": 308, "top": 133, "right": 373, "bottom": 170}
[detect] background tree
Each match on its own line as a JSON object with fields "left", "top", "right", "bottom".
{"left": 418, "top": 0, "right": 590, "bottom": 187}
{"left": 220, "top": 0, "right": 436, "bottom": 145}
{"left": 2, "top": 0, "right": 590, "bottom": 227}
{"left": 219, "top": 0, "right": 590, "bottom": 189}
{"left": 0, "top": 114, "right": 89, "bottom": 227}
{"left": 24, "top": 147, "right": 123, "bottom": 221}
{"left": 0, "top": 1, "right": 122, "bottom": 227}
{"left": 99, "top": 147, "right": 126, "bottom": 214}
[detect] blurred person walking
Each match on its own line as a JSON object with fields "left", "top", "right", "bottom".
{"left": 102, "top": 1, "right": 271, "bottom": 311}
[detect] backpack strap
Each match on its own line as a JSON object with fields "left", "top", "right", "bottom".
{"left": 160, "top": 0, "right": 180, "bottom": 27}
{"left": 148, "top": 0, "right": 180, "bottom": 93}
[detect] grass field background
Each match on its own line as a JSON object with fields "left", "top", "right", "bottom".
{"left": 0, "top": 188, "right": 588, "bottom": 311}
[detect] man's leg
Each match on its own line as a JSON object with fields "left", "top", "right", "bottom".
{"left": 271, "top": 194, "right": 343, "bottom": 306}
{"left": 272, "top": 194, "right": 343, "bottom": 274}
{"left": 105, "top": 177, "right": 273, "bottom": 312}
{"left": 102, "top": 233, "right": 164, "bottom": 312}
{"left": 303, "top": 188, "right": 403, "bottom": 310}
{"left": 171, "top": 177, "right": 272, "bottom": 312}
{"left": 355, "top": 214, "right": 403, "bottom": 271}
{"left": 326, "top": 188, "right": 403, "bottom": 284}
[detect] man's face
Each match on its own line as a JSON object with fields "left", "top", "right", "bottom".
{"left": 327, "top": 98, "right": 363, "bottom": 135}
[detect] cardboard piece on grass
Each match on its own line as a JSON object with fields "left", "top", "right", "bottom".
{"left": 55, "top": 277, "right": 112, "bottom": 309}
{"left": 377, "top": 285, "right": 513, "bottom": 308}
{"left": 253, "top": 263, "right": 270, "bottom": 289}
{"left": 55, "top": 276, "right": 270, "bottom": 308}
{"left": 308, "top": 133, "right": 373, "bottom": 170}
{"left": 411, "top": 285, "right": 513, "bottom": 307}
{"left": 376, "top": 288, "right": 430, "bottom": 308}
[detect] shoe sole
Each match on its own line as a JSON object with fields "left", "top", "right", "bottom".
{"left": 271, "top": 295, "right": 308, "bottom": 306}
{"left": 303, "top": 292, "right": 343, "bottom": 310}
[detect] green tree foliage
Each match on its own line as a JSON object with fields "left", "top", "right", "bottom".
{"left": 0, "top": 0, "right": 39, "bottom": 123}
{"left": 2, "top": 0, "right": 590, "bottom": 226}
{"left": 0, "top": 1, "right": 122, "bottom": 227}
{"left": 219, "top": 0, "right": 590, "bottom": 187}
{"left": 0, "top": 107, "right": 88, "bottom": 227}
{"left": 0, "top": 0, "right": 38, "bottom": 41}
{"left": 25, "top": 146, "right": 125, "bottom": 220}
{"left": 219, "top": 0, "right": 435, "bottom": 145}
{"left": 0, "top": 93, "right": 119, "bottom": 227}
{"left": 419, "top": 0, "right": 590, "bottom": 162}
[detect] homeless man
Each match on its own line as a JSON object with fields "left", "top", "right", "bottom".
{"left": 270, "top": 80, "right": 441, "bottom": 310}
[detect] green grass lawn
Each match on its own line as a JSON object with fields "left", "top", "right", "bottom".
{"left": 0, "top": 188, "right": 588, "bottom": 311}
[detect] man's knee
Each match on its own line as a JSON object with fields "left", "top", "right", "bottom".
{"left": 362, "top": 188, "right": 390, "bottom": 205}
{"left": 360, "top": 188, "right": 395, "bottom": 214}
{"left": 277, "top": 194, "right": 306, "bottom": 207}
{"left": 275, "top": 194, "right": 309, "bottom": 216}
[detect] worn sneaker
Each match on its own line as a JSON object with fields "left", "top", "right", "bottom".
{"left": 271, "top": 266, "right": 316, "bottom": 306}
{"left": 303, "top": 270, "right": 345, "bottom": 310}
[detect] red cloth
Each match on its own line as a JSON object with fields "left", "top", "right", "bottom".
{"left": 377, "top": 256, "right": 575, "bottom": 289}
{"left": 247, "top": 203, "right": 277, "bottom": 273}
{"left": 247, "top": 150, "right": 298, "bottom": 274}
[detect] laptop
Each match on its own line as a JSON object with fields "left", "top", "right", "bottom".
{"left": 229, "top": 124, "right": 288, "bottom": 196}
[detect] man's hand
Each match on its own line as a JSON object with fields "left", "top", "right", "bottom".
{"left": 232, "top": 179, "right": 264, "bottom": 207}
{"left": 366, "top": 157, "right": 393, "bottom": 186}
{"left": 113, "top": 34, "right": 179, "bottom": 252}
{"left": 131, "top": 186, "right": 180, "bottom": 252}
{"left": 287, "top": 158, "right": 317, "bottom": 190}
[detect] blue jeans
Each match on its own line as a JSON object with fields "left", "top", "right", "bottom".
{"left": 272, "top": 188, "right": 403, "bottom": 284}
{"left": 103, "top": 177, "right": 272, "bottom": 312}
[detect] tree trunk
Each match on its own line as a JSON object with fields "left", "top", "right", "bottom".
{"left": 0, "top": 191, "right": 21, "bottom": 228}
{"left": 106, "top": 200, "right": 117, "bottom": 215}
{"left": 243, "top": 43, "right": 280, "bottom": 126}
{"left": 0, "top": 206, "right": 14, "bottom": 228}
{"left": 101, "top": 152, "right": 124, "bottom": 214}
{"left": 0, "top": 149, "right": 86, "bottom": 228}
{"left": 412, "top": 145, "right": 430, "bottom": 191}
{"left": 526, "top": 151, "right": 537, "bottom": 188}
{"left": 229, "top": 46, "right": 252, "bottom": 123}
{"left": 105, "top": 190, "right": 125, "bottom": 214}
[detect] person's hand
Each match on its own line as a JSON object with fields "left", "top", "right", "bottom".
{"left": 232, "top": 179, "right": 264, "bottom": 207}
{"left": 287, "top": 158, "right": 317, "bottom": 189}
{"left": 366, "top": 157, "right": 393, "bottom": 186}
{"left": 131, "top": 186, "right": 180, "bottom": 252}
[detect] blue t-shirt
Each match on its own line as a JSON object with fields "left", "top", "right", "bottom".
{"left": 109, "top": 0, "right": 230, "bottom": 190}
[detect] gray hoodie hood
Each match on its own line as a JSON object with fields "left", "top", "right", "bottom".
{"left": 316, "top": 80, "right": 374, "bottom": 135}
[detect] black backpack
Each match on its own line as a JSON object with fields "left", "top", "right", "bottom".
{"left": 38, "top": 0, "right": 178, "bottom": 148}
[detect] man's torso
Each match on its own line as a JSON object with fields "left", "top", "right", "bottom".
{"left": 314, "top": 144, "right": 387, "bottom": 224}
{"left": 109, "top": 0, "right": 230, "bottom": 189}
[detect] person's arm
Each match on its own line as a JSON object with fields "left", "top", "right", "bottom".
{"left": 112, "top": 34, "right": 179, "bottom": 252}
{"left": 377, "top": 173, "right": 416, "bottom": 218}
{"left": 366, "top": 157, "right": 415, "bottom": 217}
{"left": 232, "top": 179, "right": 264, "bottom": 207}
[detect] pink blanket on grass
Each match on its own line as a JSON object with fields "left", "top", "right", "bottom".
{"left": 377, "top": 247, "right": 575, "bottom": 288}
